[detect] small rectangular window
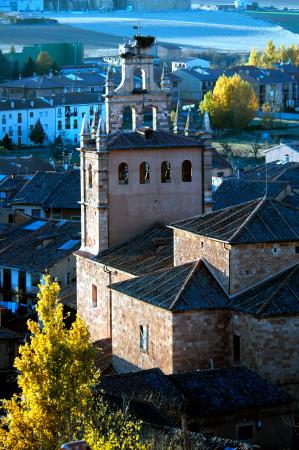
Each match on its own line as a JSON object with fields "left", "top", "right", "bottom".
{"left": 233, "top": 334, "right": 240, "bottom": 363}
{"left": 32, "top": 209, "right": 41, "bottom": 217}
{"left": 272, "top": 246, "right": 280, "bottom": 256}
{"left": 140, "top": 325, "right": 148, "bottom": 352}
{"left": 295, "top": 246, "right": 299, "bottom": 254}
{"left": 92, "top": 284, "right": 97, "bottom": 308}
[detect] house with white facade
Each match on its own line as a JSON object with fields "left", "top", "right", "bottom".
{"left": 264, "top": 143, "right": 299, "bottom": 164}
{"left": 0, "top": 93, "right": 100, "bottom": 146}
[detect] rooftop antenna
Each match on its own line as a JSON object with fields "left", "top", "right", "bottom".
{"left": 265, "top": 162, "right": 268, "bottom": 198}
{"left": 133, "top": 1, "right": 141, "bottom": 36}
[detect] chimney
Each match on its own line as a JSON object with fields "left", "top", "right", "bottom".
{"left": 50, "top": 98, "right": 54, "bottom": 106}
{"left": 10, "top": 100, "right": 15, "bottom": 109}
{"left": 30, "top": 100, "right": 34, "bottom": 108}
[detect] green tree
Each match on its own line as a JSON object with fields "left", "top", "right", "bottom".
{"left": 22, "top": 57, "right": 36, "bottom": 78}
{"left": 11, "top": 60, "right": 20, "bottom": 80}
{"left": 262, "top": 40, "right": 277, "bottom": 67}
{"left": 0, "top": 50, "right": 11, "bottom": 82}
{"left": 1, "top": 133, "right": 12, "bottom": 149}
{"left": 51, "top": 59, "right": 60, "bottom": 74}
{"left": 36, "top": 51, "right": 52, "bottom": 75}
{"left": 200, "top": 74, "right": 258, "bottom": 130}
{"left": 0, "top": 276, "right": 145, "bottom": 450}
{"left": 29, "top": 119, "right": 46, "bottom": 145}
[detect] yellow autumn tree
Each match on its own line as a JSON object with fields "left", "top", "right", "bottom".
{"left": 248, "top": 48, "right": 262, "bottom": 66}
{"left": 200, "top": 74, "right": 258, "bottom": 130}
{"left": 0, "top": 276, "right": 145, "bottom": 450}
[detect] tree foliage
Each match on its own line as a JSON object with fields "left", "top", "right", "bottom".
{"left": 248, "top": 40, "right": 299, "bottom": 67}
{"left": 0, "top": 49, "right": 11, "bottom": 82}
{"left": 29, "top": 119, "right": 46, "bottom": 145}
{"left": 200, "top": 74, "right": 258, "bottom": 130}
{"left": 36, "top": 51, "right": 52, "bottom": 75}
{"left": 0, "top": 276, "right": 145, "bottom": 450}
{"left": 22, "top": 57, "right": 37, "bottom": 78}
{"left": 1, "top": 133, "right": 12, "bottom": 149}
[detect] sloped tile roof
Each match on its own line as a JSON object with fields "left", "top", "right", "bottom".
{"left": 232, "top": 264, "right": 299, "bottom": 317}
{"left": 169, "top": 366, "right": 292, "bottom": 417}
{"left": 109, "top": 261, "right": 228, "bottom": 311}
{"left": 10, "top": 169, "right": 80, "bottom": 210}
{"left": 100, "top": 368, "right": 185, "bottom": 411}
{"left": 212, "top": 150, "right": 232, "bottom": 170}
{"left": 94, "top": 226, "right": 173, "bottom": 276}
{"left": 107, "top": 129, "right": 203, "bottom": 150}
{"left": 171, "top": 198, "right": 299, "bottom": 243}
{"left": 0, "top": 219, "right": 80, "bottom": 272}
{"left": 0, "top": 156, "right": 53, "bottom": 176}
{"left": 213, "top": 179, "right": 289, "bottom": 210}
{"left": 240, "top": 161, "right": 299, "bottom": 190}
{"left": 100, "top": 367, "right": 291, "bottom": 422}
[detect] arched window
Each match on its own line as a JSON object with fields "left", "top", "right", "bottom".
{"left": 182, "top": 160, "right": 192, "bottom": 182}
{"left": 133, "top": 68, "right": 145, "bottom": 91}
{"left": 161, "top": 161, "right": 171, "bottom": 183}
{"left": 118, "top": 162, "right": 128, "bottom": 185}
{"left": 88, "top": 163, "right": 92, "bottom": 188}
{"left": 140, "top": 162, "right": 150, "bottom": 184}
{"left": 123, "top": 106, "right": 133, "bottom": 130}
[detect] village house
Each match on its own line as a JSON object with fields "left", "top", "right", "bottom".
{"left": 0, "top": 218, "right": 80, "bottom": 313}
{"left": 0, "top": 93, "right": 100, "bottom": 146}
{"left": 264, "top": 142, "right": 299, "bottom": 164}
{"left": 9, "top": 169, "right": 80, "bottom": 221}
{"left": 173, "top": 67, "right": 223, "bottom": 103}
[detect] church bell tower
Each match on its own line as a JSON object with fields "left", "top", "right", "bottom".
{"left": 105, "top": 35, "right": 171, "bottom": 133}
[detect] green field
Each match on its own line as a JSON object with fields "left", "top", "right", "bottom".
{"left": 245, "top": 10, "right": 299, "bottom": 35}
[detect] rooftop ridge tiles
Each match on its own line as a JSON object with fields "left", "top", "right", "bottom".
{"left": 169, "top": 261, "right": 199, "bottom": 310}
{"left": 255, "top": 264, "right": 298, "bottom": 316}
{"left": 269, "top": 198, "right": 299, "bottom": 238}
{"left": 228, "top": 197, "right": 265, "bottom": 242}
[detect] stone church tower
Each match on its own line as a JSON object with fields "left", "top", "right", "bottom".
{"left": 76, "top": 35, "right": 213, "bottom": 343}
{"left": 105, "top": 35, "right": 171, "bottom": 133}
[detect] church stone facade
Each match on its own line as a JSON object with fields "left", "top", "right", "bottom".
{"left": 76, "top": 34, "right": 212, "bottom": 341}
{"left": 76, "top": 34, "right": 299, "bottom": 410}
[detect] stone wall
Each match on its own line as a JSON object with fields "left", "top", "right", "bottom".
{"left": 111, "top": 292, "right": 173, "bottom": 373}
{"left": 108, "top": 147, "right": 204, "bottom": 247}
{"left": 172, "top": 310, "right": 230, "bottom": 372}
{"left": 174, "top": 230, "right": 299, "bottom": 295}
{"left": 173, "top": 229, "right": 230, "bottom": 292}
{"left": 230, "top": 241, "right": 299, "bottom": 294}
{"left": 230, "top": 312, "right": 299, "bottom": 397}
{"left": 76, "top": 255, "right": 133, "bottom": 341}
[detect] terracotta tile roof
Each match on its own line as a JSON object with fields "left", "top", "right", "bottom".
{"left": 171, "top": 198, "right": 299, "bottom": 244}
{"left": 232, "top": 264, "right": 299, "bottom": 317}
{"left": 94, "top": 226, "right": 173, "bottom": 276}
{"left": 109, "top": 260, "right": 228, "bottom": 311}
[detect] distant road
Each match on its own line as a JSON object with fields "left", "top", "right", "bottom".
{"left": 0, "top": 23, "right": 122, "bottom": 50}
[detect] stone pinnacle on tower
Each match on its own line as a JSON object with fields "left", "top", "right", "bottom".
{"left": 96, "top": 116, "right": 108, "bottom": 152}
{"left": 91, "top": 110, "right": 100, "bottom": 141}
{"left": 80, "top": 113, "right": 91, "bottom": 149}
{"left": 160, "top": 62, "right": 171, "bottom": 93}
{"left": 173, "top": 100, "right": 184, "bottom": 134}
{"left": 184, "top": 109, "right": 191, "bottom": 136}
{"left": 105, "top": 66, "right": 115, "bottom": 97}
